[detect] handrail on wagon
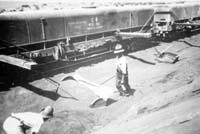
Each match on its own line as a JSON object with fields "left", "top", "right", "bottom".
{"left": 0, "top": 39, "right": 33, "bottom": 57}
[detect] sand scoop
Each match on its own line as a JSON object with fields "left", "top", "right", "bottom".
{"left": 62, "top": 74, "right": 116, "bottom": 108}
{"left": 154, "top": 44, "right": 180, "bottom": 64}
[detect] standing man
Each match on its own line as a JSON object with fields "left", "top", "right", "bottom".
{"left": 114, "top": 44, "right": 131, "bottom": 96}
{"left": 3, "top": 106, "right": 54, "bottom": 134}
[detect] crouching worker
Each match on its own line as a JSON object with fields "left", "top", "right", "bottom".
{"left": 114, "top": 44, "right": 131, "bottom": 96}
{"left": 3, "top": 106, "right": 54, "bottom": 134}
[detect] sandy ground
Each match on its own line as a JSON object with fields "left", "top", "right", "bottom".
{"left": 0, "top": 32, "right": 200, "bottom": 134}
{"left": 1, "top": 1, "right": 200, "bottom": 133}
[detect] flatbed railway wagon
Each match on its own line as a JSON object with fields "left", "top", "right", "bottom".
{"left": 0, "top": 5, "right": 154, "bottom": 82}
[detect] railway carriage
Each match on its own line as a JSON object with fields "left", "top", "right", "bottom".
{"left": 152, "top": 3, "right": 200, "bottom": 38}
{"left": 0, "top": 6, "right": 154, "bottom": 71}
{"left": 1, "top": 2, "right": 200, "bottom": 82}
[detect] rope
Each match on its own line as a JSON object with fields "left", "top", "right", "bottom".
{"left": 160, "top": 43, "right": 174, "bottom": 54}
{"left": 139, "top": 12, "right": 155, "bottom": 32}
{"left": 100, "top": 75, "right": 115, "bottom": 85}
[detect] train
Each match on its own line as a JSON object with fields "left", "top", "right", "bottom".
{"left": 0, "top": 2, "right": 200, "bottom": 81}
{"left": 152, "top": 3, "right": 200, "bottom": 38}
{"left": 0, "top": 5, "right": 154, "bottom": 70}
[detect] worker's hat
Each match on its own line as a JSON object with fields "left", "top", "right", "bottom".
{"left": 114, "top": 44, "right": 124, "bottom": 54}
{"left": 40, "top": 106, "right": 54, "bottom": 119}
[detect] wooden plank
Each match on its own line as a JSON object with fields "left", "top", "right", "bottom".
{"left": 0, "top": 55, "right": 37, "bottom": 70}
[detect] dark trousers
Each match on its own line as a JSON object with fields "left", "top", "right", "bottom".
{"left": 116, "top": 70, "right": 131, "bottom": 94}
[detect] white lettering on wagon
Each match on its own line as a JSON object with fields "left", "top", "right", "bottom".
{"left": 87, "top": 17, "right": 103, "bottom": 30}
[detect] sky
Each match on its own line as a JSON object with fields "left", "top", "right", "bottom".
{"left": 0, "top": 0, "right": 199, "bottom": 11}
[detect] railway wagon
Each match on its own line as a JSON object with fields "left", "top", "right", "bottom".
{"left": 0, "top": 6, "right": 154, "bottom": 73}
{"left": 152, "top": 2, "right": 200, "bottom": 38}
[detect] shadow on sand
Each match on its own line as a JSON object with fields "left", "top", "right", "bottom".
{"left": 21, "top": 83, "right": 78, "bottom": 101}
{"left": 89, "top": 98, "right": 118, "bottom": 108}
{"left": 178, "top": 40, "right": 200, "bottom": 48}
{"left": 128, "top": 88, "right": 136, "bottom": 96}
{"left": 127, "top": 55, "right": 156, "bottom": 65}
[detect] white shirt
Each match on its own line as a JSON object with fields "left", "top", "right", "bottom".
{"left": 116, "top": 55, "right": 127, "bottom": 74}
{"left": 11, "top": 112, "right": 44, "bottom": 133}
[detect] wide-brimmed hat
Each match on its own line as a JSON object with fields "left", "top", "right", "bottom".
{"left": 114, "top": 44, "right": 124, "bottom": 54}
{"left": 40, "top": 106, "right": 54, "bottom": 119}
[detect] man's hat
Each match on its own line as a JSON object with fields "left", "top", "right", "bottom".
{"left": 40, "top": 106, "right": 54, "bottom": 119}
{"left": 114, "top": 44, "right": 124, "bottom": 54}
